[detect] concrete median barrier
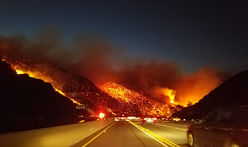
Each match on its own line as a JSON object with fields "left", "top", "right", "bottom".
{"left": 0, "top": 120, "right": 113, "bottom": 147}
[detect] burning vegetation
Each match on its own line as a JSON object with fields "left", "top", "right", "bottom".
{"left": 100, "top": 82, "right": 170, "bottom": 116}
{"left": 3, "top": 58, "right": 82, "bottom": 106}
{"left": 3, "top": 57, "right": 172, "bottom": 116}
{"left": 0, "top": 32, "right": 225, "bottom": 117}
{"left": 153, "top": 87, "right": 176, "bottom": 104}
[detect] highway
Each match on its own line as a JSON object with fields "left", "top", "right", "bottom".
{"left": 0, "top": 120, "right": 113, "bottom": 147}
{"left": 0, "top": 120, "right": 190, "bottom": 147}
{"left": 141, "top": 121, "right": 189, "bottom": 147}
{"left": 73, "top": 120, "right": 189, "bottom": 147}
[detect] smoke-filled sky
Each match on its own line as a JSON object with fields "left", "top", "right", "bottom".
{"left": 0, "top": 0, "right": 247, "bottom": 73}
{"left": 1, "top": 0, "right": 248, "bottom": 105}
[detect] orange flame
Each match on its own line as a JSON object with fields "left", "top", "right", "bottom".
{"left": 100, "top": 82, "right": 135, "bottom": 103}
{"left": 100, "top": 82, "right": 170, "bottom": 116}
{"left": 11, "top": 64, "right": 82, "bottom": 105}
{"left": 153, "top": 87, "right": 177, "bottom": 104}
{"left": 175, "top": 69, "right": 221, "bottom": 106}
{"left": 162, "top": 88, "right": 176, "bottom": 104}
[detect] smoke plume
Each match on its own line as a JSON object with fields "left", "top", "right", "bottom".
{"left": 0, "top": 28, "right": 227, "bottom": 106}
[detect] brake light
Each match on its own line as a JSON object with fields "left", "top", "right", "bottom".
{"left": 186, "top": 125, "right": 190, "bottom": 131}
{"left": 99, "top": 112, "right": 105, "bottom": 119}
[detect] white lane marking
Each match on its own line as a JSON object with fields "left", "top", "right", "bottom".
{"left": 81, "top": 123, "right": 115, "bottom": 147}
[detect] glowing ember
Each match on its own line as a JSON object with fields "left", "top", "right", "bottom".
{"left": 54, "top": 88, "right": 66, "bottom": 96}
{"left": 100, "top": 82, "right": 141, "bottom": 104}
{"left": 54, "top": 88, "right": 82, "bottom": 105}
{"left": 100, "top": 82, "right": 134, "bottom": 103}
{"left": 2, "top": 57, "right": 187, "bottom": 116}
{"left": 100, "top": 82, "right": 170, "bottom": 116}
{"left": 10, "top": 64, "right": 82, "bottom": 106}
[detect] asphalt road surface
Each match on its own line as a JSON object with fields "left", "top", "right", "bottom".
{"left": 0, "top": 120, "right": 189, "bottom": 147}
{"left": 0, "top": 120, "right": 112, "bottom": 147}
{"left": 73, "top": 121, "right": 189, "bottom": 147}
{"left": 141, "top": 121, "right": 189, "bottom": 147}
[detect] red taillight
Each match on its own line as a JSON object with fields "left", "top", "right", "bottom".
{"left": 186, "top": 125, "right": 190, "bottom": 132}
{"left": 99, "top": 112, "right": 105, "bottom": 119}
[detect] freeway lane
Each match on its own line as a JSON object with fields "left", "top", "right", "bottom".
{"left": 0, "top": 120, "right": 113, "bottom": 147}
{"left": 75, "top": 121, "right": 167, "bottom": 147}
{"left": 141, "top": 121, "right": 189, "bottom": 147}
{"left": 0, "top": 120, "right": 189, "bottom": 147}
{"left": 75, "top": 121, "right": 189, "bottom": 147}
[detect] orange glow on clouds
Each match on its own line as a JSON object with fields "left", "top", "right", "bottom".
{"left": 175, "top": 68, "right": 221, "bottom": 106}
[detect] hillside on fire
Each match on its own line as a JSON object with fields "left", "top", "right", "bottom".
{"left": 173, "top": 69, "right": 248, "bottom": 119}
{"left": 0, "top": 58, "right": 81, "bottom": 132}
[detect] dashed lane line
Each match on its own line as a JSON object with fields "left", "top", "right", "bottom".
{"left": 81, "top": 123, "right": 115, "bottom": 147}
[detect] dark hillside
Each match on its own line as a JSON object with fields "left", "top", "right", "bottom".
{"left": 0, "top": 58, "right": 78, "bottom": 132}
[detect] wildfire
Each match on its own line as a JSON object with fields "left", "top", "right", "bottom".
{"left": 13, "top": 65, "right": 54, "bottom": 84}
{"left": 100, "top": 82, "right": 135, "bottom": 103}
{"left": 162, "top": 88, "right": 176, "bottom": 104}
{"left": 16, "top": 69, "right": 25, "bottom": 74}
{"left": 100, "top": 82, "right": 170, "bottom": 116}
{"left": 153, "top": 87, "right": 178, "bottom": 105}
{"left": 54, "top": 88, "right": 82, "bottom": 105}
{"left": 11, "top": 64, "right": 82, "bottom": 105}
{"left": 2, "top": 58, "right": 199, "bottom": 116}
{"left": 175, "top": 69, "right": 221, "bottom": 106}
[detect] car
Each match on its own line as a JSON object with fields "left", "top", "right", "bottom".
{"left": 143, "top": 116, "right": 158, "bottom": 123}
{"left": 187, "top": 106, "right": 248, "bottom": 147}
{"left": 114, "top": 116, "right": 127, "bottom": 121}
{"left": 172, "top": 117, "right": 181, "bottom": 121}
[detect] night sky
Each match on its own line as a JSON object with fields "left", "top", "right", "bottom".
{"left": 0, "top": 0, "right": 247, "bottom": 73}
